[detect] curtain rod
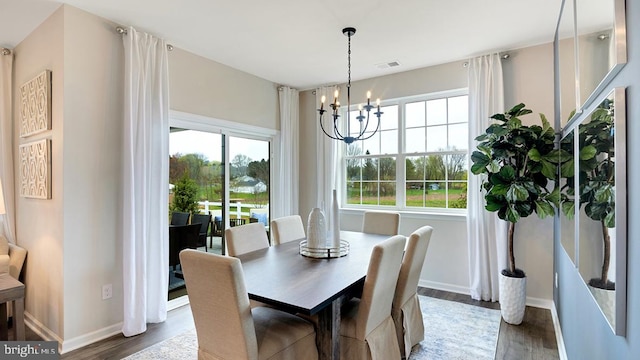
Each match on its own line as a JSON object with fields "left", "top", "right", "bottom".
{"left": 462, "top": 53, "right": 510, "bottom": 68}
{"left": 1, "top": 48, "right": 11, "bottom": 55}
{"left": 115, "top": 26, "right": 174, "bottom": 51}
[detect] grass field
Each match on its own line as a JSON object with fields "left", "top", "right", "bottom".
{"left": 347, "top": 187, "right": 467, "bottom": 208}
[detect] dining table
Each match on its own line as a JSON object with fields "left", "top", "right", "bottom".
{"left": 237, "top": 230, "right": 390, "bottom": 360}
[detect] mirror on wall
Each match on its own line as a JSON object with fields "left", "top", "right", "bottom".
{"left": 557, "top": 0, "right": 578, "bottom": 126}
{"left": 574, "top": 88, "right": 627, "bottom": 336}
{"left": 576, "top": 0, "right": 627, "bottom": 111}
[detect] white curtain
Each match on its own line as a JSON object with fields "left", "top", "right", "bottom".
{"left": 0, "top": 50, "right": 15, "bottom": 243}
{"left": 122, "top": 27, "right": 170, "bottom": 336}
{"left": 467, "top": 54, "right": 508, "bottom": 302}
{"left": 273, "top": 86, "right": 299, "bottom": 219}
{"left": 315, "top": 86, "right": 340, "bottom": 228}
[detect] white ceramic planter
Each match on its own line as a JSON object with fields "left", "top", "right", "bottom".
{"left": 588, "top": 284, "right": 615, "bottom": 328}
{"left": 306, "top": 208, "right": 326, "bottom": 249}
{"left": 499, "top": 273, "right": 527, "bottom": 325}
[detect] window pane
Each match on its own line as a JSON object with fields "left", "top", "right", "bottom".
{"left": 406, "top": 182, "right": 425, "bottom": 207}
{"left": 380, "top": 105, "right": 398, "bottom": 130}
{"left": 380, "top": 130, "right": 398, "bottom": 154}
{"left": 425, "top": 155, "right": 445, "bottom": 180}
{"left": 425, "top": 182, "right": 446, "bottom": 208}
{"left": 362, "top": 133, "right": 380, "bottom": 155}
{"left": 379, "top": 157, "right": 396, "bottom": 180}
{"left": 406, "top": 101, "right": 425, "bottom": 128}
{"left": 405, "top": 127, "right": 425, "bottom": 153}
{"left": 449, "top": 182, "right": 467, "bottom": 208}
{"left": 426, "top": 99, "right": 447, "bottom": 126}
{"left": 348, "top": 110, "right": 361, "bottom": 136}
{"left": 347, "top": 181, "right": 361, "bottom": 204}
{"left": 346, "top": 157, "right": 362, "bottom": 182}
{"left": 446, "top": 154, "right": 468, "bottom": 181}
{"left": 448, "top": 123, "right": 468, "bottom": 151}
{"left": 362, "top": 182, "right": 378, "bottom": 204}
{"left": 362, "top": 158, "right": 378, "bottom": 180}
{"left": 426, "top": 125, "right": 447, "bottom": 152}
{"left": 380, "top": 182, "right": 396, "bottom": 205}
{"left": 448, "top": 96, "right": 468, "bottom": 124}
{"left": 406, "top": 156, "right": 425, "bottom": 181}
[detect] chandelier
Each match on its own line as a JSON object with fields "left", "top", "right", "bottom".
{"left": 318, "top": 27, "right": 383, "bottom": 144}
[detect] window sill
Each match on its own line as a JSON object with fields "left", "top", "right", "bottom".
{"left": 340, "top": 207, "right": 466, "bottom": 222}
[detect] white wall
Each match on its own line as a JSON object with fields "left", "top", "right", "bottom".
{"left": 169, "top": 48, "right": 278, "bottom": 130}
{"left": 13, "top": 6, "right": 65, "bottom": 340}
{"left": 300, "top": 44, "right": 556, "bottom": 304}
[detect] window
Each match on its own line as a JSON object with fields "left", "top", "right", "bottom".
{"left": 344, "top": 90, "right": 468, "bottom": 211}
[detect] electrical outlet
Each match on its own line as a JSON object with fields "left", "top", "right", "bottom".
{"left": 555, "top": 272, "right": 558, "bottom": 288}
{"left": 102, "top": 284, "right": 113, "bottom": 300}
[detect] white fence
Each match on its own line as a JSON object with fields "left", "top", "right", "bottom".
{"left": 197, "top": 200, "right": 268, "bottom": 219}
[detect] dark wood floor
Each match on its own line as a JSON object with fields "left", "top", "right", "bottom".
{"left": 15, "top": 287, "right": 558, "bottom": 359}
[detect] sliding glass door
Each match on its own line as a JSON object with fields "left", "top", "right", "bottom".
{"left": 168, "top": 122, "right": 272, "bottom": 300}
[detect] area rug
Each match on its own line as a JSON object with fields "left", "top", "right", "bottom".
{"left": 123, "top": 295, "right": 501, "bottom": 360}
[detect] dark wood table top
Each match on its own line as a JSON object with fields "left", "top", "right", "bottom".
{"left": 238, "top": 231, "right": 389, "bottom": 315}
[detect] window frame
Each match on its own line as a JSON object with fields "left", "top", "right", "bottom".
{"left": 341, "top": 88, "right": 469, "bottom": 215}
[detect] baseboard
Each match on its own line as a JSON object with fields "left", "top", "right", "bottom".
{"left": 551, "top": 301, "right": 568, "bottom": 360}
{"left": 418, "top": 280, "right": 554, "bottom": 310}
{"left": 525, "top": 296, "right": 553, "bottom": 310}
{"left": 60, "top": 322, "right": 124, "bottom": 354}
{"left": 418, "top": 279, "right": 470, "bottom": 296}
{"left": 24, "top": 311, "right": 62, "bottom": 345}
{"left": 28, "top": 310, "right": 124, "bottom": 355}
{"left": 168, "top": 294, "right": 190, "bottom": 311}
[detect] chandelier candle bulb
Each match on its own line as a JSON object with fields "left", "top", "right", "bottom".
{"left": 320, "top": 95, "right": 325, "bottom": 111}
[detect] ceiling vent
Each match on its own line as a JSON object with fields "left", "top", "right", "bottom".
{"left": 375, "top": 61, "right": 401, "bottom": 69}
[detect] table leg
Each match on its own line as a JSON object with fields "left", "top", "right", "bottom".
{"left": 0, "top": 303, "right": 7, "bottom": 340}
{"left": 13, "top": 298, "right": 25, "bottom": 341}
{"left": 317, "top": 296, "right": 342, "bottom": 360}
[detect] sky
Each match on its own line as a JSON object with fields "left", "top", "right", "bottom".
{"left": 169, "top": 130, "right": 269, "bottom": 163}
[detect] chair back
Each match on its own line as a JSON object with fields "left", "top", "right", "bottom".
{"left": 191, "top": 213, "right": 212, "bottom": 247}
{"left": 361, "top": 211, "right": 400, "bottom": 236}
{"left": 180, "top": 250, "right": 258, "bottom": 359}
{"left": 393, "top": 226, "right": 433, "bottom": 308}
{"left": 270, "top": 215, "right": 305, "bottom": 245}
{"left": 170, "top": 211, "right": 190, "bottom": 226}
{"left": 225, "top": 222, "right": 270, "bottom": 257}
{"left": 354, "top": 235, "right": 406, "bottom": 339}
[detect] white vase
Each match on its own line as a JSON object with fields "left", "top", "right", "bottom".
{"left": 588, "top": 283, "right": 616, "bottom": 328}
{"left": 330, "top": 189, "right": 340, "bottom": 249}
{"left": 307, "top": 208, "right": 327, "bottom": 249}
{"left": 499, "top": 272, "right": 527, "bottom": 325}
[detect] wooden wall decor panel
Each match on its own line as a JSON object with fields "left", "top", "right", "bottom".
{"left": 20, "top": 70, "right": 51, "bottom": 137}
{"left": 19, "top": 139, "right": 51, "bottom": 199}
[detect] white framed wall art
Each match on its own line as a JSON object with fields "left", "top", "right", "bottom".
{"left": 20, "top": 70, "right": 52, "bottom": 137}
{"left": 19, "top": 139, "right": 51, "bottom": 199}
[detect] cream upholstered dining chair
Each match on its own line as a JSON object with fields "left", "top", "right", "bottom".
{"left": 361, "top": 211, "right": 400, "bottom": 236}
{"left": 392, "top": 225, "right": 433, "bottom": 358}
{"left": 225, "top": 223, "right": 270, "bottom": 257}
{"left": 270, "top": 215, "right": 305, "bottom": 246}
{"left": 340, "top": 235, "right": 406, "bottom": 360}
{"left": 180, "top": 249, "right": 318, "bottom": 360}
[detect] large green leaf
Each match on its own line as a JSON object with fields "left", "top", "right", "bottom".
{"left": 505, "top": 206, "right": 520, "bottom": 223}
{"left": 528, "top": 148, "right": 541, "bottom": 162}
{"left": 507, "top": 183, "right": 529, "bottom": 202}
{"left": 594, "top": 184, "right": 614, "bottom": 203}
{"left": 540, "top": 160, "right": 557, "bottom": 180}
{"left": 535, "top": 200, "right": 555, "bottom": 218}
{"left": 546, "top": 186, "right": 561, "bottom": 206}
{"left": 560, "top": 159, "right": 575, "bottom": 178}
{"left": 562, "top": 201, "right": 575, "bottom": 219}
{"left": 579, "top": 145, "right": 597, "bottom": 160}
{"left": 499, "top": 165, "right": 516, "bottom": 181}
{"left": 604, "top": 212, "right": 615, "bottom": 228}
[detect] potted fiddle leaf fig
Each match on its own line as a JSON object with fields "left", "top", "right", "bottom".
{"left": 576, "top": 98, "right": 616, "bottom": 292}
{"left": 471, "top": 103, "right": 559, "bottom": 325}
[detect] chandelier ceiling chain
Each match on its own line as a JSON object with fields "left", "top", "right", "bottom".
{"left": 318, "top": 27, "right": 383, "bottom": 144}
